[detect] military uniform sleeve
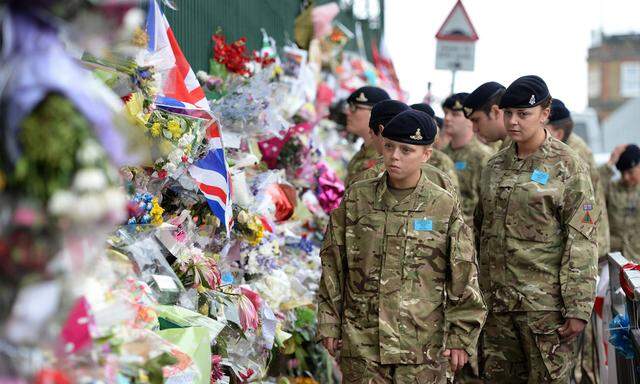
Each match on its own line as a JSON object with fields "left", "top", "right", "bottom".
{"left": 598, "top": 164, "right": 615, "bottom": 193}
{"left": 444, "top": 201, "right": 487, "bottom": 355}
{"left": 559, "top": 165, "right": 598, "bottom": 322}
{"left": 317, "top": 195, "right": 348, "bottom": 340}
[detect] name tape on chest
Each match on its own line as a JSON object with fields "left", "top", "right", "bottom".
{"left": 413, "top": 218, "right": 433, "bottom": 231}
{"left": 530, "top": 169, "right": 549, "bottom": 185}
{"left": 455, "top": 161, "right": 467, "bottom": 171}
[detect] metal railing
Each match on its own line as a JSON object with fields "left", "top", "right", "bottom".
{"left": 608, "top": 252, "right": 640, "bottom": 383}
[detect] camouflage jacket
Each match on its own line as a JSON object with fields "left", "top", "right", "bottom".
{"left": 475, "top": 133, "right": 598, "bottom": 321}
{"left": 443, "top": 137, "right": 493, "bottom": 226}
{"left": 606, "top": 180, "right": 640, "bottom": 263}
{"left": 566, "top": 133, "right": 610, "bottom": 258}
{"left": 346, "top": 158, "right": 459, "bottom": 202}
{"left": 345, "top": 145, "right": 379, "bottom": 186}
{"left": 317, "top": 172, "right": 486, "bottom": 364}
{"left": 427, "top": 149, "right": 460, "bottom": 192}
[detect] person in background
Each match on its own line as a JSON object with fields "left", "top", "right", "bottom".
{"left": 343, "top": 86, "right": 390, "bottom": 185}
{"left": 410, "top": 103, "right": 459, "bottom": 190}
{"left": 606, "top": 144, "right": 640, "bottom": 263}
{"left": 442, "top": 93, "right": 493, "bottom": 226}
{"left": 463, "top": 82, "right": 510, "bottom": 153}
{"left": 475, "top": 75, "right": 598, "bottom": 383}
{"left": 318, "top": 109, "right": 486, "bottom": 384}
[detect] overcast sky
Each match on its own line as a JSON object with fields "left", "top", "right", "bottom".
{"left": 385, "top": 0, "right": 640, "bottom": 113}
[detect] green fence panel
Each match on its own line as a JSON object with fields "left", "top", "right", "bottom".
{"left": 160, "top": 0, "right": 384, "bottom": 72}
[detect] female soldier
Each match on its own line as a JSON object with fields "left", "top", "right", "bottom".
{"left": 318, "top": 109, "right": 486, "bottom": 383}
{"left": 475, "top": 75, "right": 598, "bottom": 383}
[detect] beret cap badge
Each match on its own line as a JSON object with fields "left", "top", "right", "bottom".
{"left": 453, "top": 100, "right": 463, "bottom": 110}
{"left": 355, "top": 92, "right": 368, "bottom": 103}
{"left": 464, "top": 107, "right": 473, "bottom": 116}
{"left": 409, "top": 128, "right": 423, "bottom": 141}
{"left": 529, "top": 95, "right": 536, "bottom": 105}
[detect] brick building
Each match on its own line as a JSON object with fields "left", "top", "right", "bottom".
{"left": 588, "top": 33, "right": 640, "bottom": 122}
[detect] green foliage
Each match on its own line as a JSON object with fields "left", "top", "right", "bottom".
{"left": 10, "top": 94, "right": 92, "bottom": 201}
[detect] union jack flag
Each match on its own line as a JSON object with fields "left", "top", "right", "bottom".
{"left": 146, "top": 0, "right": 232, "bottom": 234}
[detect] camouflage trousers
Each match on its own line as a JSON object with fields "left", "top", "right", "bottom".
{"left": 482, "top": 311, "right": 577, "bottom": 383}
{"left": 340, "top": 357, "right": 448, "bottom": 384}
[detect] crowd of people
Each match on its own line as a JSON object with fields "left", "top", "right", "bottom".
{"left": 316, "top": 75, "right": 640, "bottom": 383}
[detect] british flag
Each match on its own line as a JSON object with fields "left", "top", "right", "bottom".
{"left": 146, "top": 0, "right": 232, "bottom": 234}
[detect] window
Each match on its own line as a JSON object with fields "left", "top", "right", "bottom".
{"left": 620, "top": 62, "right": 640, "bottom": 97}
{"left": 588, "top": 66, "right": 601, "bottom": 98}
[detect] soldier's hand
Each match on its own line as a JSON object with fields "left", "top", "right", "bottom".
{"left": 322, "top": 337, "right": 342, "bottom": 356}
{"left": 557, "top": 318, "right": 587, "bottom": 343}
{"left": 608, "top": 144, "right": 628, "bottom": 166}
{"left": 442, "top": 349, "right": 468, "bottom": 372}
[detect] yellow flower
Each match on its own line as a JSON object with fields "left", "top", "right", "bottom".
{"left": 150, "top": 198, "right": 164, "bottom": 225}
{"left": 150, "top": 122, "right": 161, "bottom": 137}
{"left": 246, "top": 216, "right": 264, "bottom": 245}
{"left": 167, "top": 119, "right": 183, "bottom": 139}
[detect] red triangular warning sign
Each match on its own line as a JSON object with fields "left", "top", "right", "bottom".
{"left": 435, "top": 0, "right": 478, "bottom": 42}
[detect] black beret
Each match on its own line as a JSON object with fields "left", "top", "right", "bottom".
{"left": 463, "top": 82, "right": 505, "bottom": 118}
{"left": 434, "top": 116, "right": 444, "bottom": 129}
{"left": 382, "top": 110, "right": 437, "bottom": 145}
{"left": 616, "top": 144, "right": 640, "bottom": 172}
{"left": 500, "top": 75, "right": 550, "bottom": 109}
{"left": 548, "top": 98, "right": 571, "bottom": 123}
{"left": 442, "top": 93, "right": 469, "bottom": 111}
{"left": 410, "top": 103, "right": 435, "bottom": 118}
{"left": 347, "top": 86, "right": 390, "bottom": 106}
{"left": 369, "top": 100, "right": 410, "bottom": 132}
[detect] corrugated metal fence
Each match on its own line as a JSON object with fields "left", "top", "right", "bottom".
{"left": 161, "top": 0, "right": 384, "bottom": 72}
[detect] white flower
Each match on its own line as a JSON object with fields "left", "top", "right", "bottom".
{"left": 48, "top": 190, "right": 77, "bottom": 215}
{"left": 163, "top": 162, "right": 178, "bottom": 175}
{"left": 196, "top": 71, "right": 209, "bottom": 82}
{"left": 73, "top": 168, "right": 107, "bottom": 192}
{"left": 74, "top": 194, "right": 106, "bottom": 223}
{"left": 178, "top": 133, "right": 195, "bottom": 148}
{"left": 76, "top": 140, "right": 105, "bottom": 165}
{"left": 102, "top": 188, "right": 127, "bottom": 223}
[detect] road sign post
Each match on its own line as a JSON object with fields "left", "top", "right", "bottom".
{"left": 435, "top": 0, "right": 478, "bottom": 94}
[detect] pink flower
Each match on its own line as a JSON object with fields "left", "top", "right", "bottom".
{"left": 237, "top": 294, "right": 259, "bottom": 332}
{"left": 240, "top": 286, "right": 262, "bottom": 312}
{"left": 202, "top": 258, "right": 222, "bottom": 290}
{"left": 210, "top": 355, "right": 224, "bottom": 383}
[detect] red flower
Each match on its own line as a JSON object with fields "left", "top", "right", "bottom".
{"left": 239, "top": 368, "right": 255, "bottom": 382}
{"left": 212, "top": 33, "right": 252, "bottom": 76}
{"left": 210, "top": 355, "right": 224, "bottom": 383}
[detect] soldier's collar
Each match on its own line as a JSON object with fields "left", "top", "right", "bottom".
{"left": 374, "top": 171, "right": 430, "bottom": 212}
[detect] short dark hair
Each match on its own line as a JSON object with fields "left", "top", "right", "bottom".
{"left": 550, "top": 118, "right": 574, "bottom": 142}
{"left": 479, "top": 89, "right": 506, "bottom": 116}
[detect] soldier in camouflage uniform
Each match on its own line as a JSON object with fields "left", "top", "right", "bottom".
{"left": 463, "top": 82, "right": 511, "bottom": 153}
{"left": 546, "top": 98, "right": 609, "bottom": 384}
{"left": 410, "top": 103, "right": 460, "bottom": 188}
{"left": 606, "top": 144, "right": 640, "bottom": 262}
{"left": 318, "top": 109, "right": 487, "bottom": 384}
{"left": 441, "top": 93, "right": 493, "bottom": 226}
{"left": 344, "top": 86, "right": 390, "bottom": 185}
{"left": 346, "top": 100, "right": 459, "bottom": 199}
{"left": 547, "top": 98, "right": 610, "bottom": 261}
{"left": 475, "top": 76, "right": 598, "bottom": 383}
